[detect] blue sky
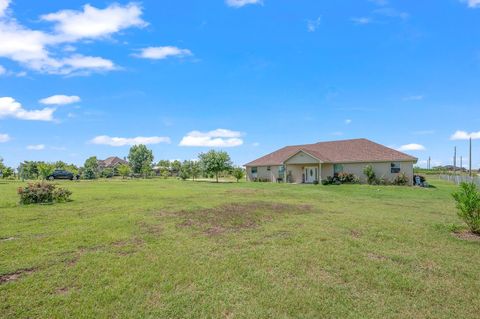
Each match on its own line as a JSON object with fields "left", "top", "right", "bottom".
{"left": 0, "top": 0, "right": 479, "bottom": 168}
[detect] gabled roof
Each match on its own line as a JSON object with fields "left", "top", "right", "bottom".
{"left": 244, "top": 138, "right": 418, "bottom": 166}
{"left": 98, "top": 156, "right": 128, "bottom": 167}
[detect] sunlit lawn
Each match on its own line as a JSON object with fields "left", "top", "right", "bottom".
{"left": 0, "top": 178, "right": 479, "bottom": 318}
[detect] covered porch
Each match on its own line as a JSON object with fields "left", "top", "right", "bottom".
{"left": 282, "top": 150, "right": 327, "bottom": 184}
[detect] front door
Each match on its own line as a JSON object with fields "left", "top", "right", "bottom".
{"left": 304, "top": 166, "right": 317, "bottom": 183}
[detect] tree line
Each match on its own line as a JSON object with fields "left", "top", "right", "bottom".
{"left": 1, "top": 145, "right": 245, "bottom": 182}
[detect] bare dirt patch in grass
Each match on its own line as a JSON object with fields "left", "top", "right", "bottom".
{"left": 0, "top": 236, "right": 16, "bottom": 242}
{"left": 0, "top": 268, "right": 36, "bottom": 285}
{"left": 453, "top": 231, "right": 480, "bottom": 242}
{"left": 176, "top": 202, "right": 312, "bottom": 236}
{"left": 350, "top": 230, "right": 362, "bottom": 239}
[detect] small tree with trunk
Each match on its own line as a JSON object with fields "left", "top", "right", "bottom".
{"left": 199, "top": 150, "right": 233, "bottom": 183}
{"left": 232, "top": 167, "right": 245, "bottom": 182}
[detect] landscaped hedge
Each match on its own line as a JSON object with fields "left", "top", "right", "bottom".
{"left": 17, "top": 182, "right": 72, "bottom": 204}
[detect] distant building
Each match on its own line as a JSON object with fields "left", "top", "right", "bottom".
{"left": 98, "top": 156, "right": 128, "bottom": 169}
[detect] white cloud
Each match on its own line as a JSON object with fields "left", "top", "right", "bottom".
{"left": 0, "top": 133, "right": 10, "bottom": 142}
{"left": 180, "top": 129, "right": 244, "bottom": 147}
{"left": 27, "top": 144, "right": 45, "bottom": 150}
{"left": 345, "top": 119, "right": 352, "bottom": 125}
{"left": 226, "top": 0, "right": 262, "bottom": 8}
{"left": 0, "top": 64, "right": 5, "bottom": 75}
{"left": 0, "top": 0, "right": 9, "bottom": 17}
{"left": 0, "top": 97, "right": 56, "bottom": 121}
{"left": 307, "top": 17, "right": 322, "bottom": 32}
{"left": 450, "top": 130, "right": 480, "bottom": 140}
{"left": 351, "top": 17, "right": 372, "bottom": 25}
{"left": 90, "top": 135, "right": 171, "bottom": 147}
{"left": 134, "top": 46, "right": 193, "bottom": 60}
{"left": 39, "top": 95, "right": 80, "bottom": 105}
{"left": 397, "top": 143, "right": 426, "bottom": 151}
{"left": 0, "top": 2, "right": 143, "bottom": 75}
{"left": 41, "top": 3, "right": 146, "bottom": 41}
{"left": 463, "top": 0, "right": 480, "bottom": 8}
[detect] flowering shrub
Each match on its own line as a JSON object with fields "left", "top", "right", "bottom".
{"left": 17, "top": 182, "right": 72, "bottom": 204}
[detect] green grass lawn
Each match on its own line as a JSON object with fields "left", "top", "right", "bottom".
{"left": 1, "top": 178, "right": 479, "bottom": 318}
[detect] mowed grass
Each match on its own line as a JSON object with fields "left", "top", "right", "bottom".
{"left": 1, "top": 178, "right": 479, "bottom": 318}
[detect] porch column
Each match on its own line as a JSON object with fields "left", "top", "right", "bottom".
{"left": 284, "top": 164, "right": 287, "bottom": 183}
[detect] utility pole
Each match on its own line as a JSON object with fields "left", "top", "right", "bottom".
{"left": 469, "top": 137, "right": 472, "bottom": 177}
{"left": 428, "top": 156, "right": 431, "bottom": 170}
{"left": 460, "top": 156, "right": 463, "bottom": 171}
{"left": 453, "top": 146, "right": 457, "bottom": 174}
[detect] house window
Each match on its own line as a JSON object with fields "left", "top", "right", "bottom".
{"left": 251, "top": 167, "right": 258, "bottom": 174}
{"left": 278, "top": 165, "right": 285, "bottom": 174}
{"left": 391, "top": 162, "right": 401, "bottom": 174}
{"left": 267, "top": 166, "right": 271, "bottom": 171}
{"left": 334, "top": 164, "right": 344, "bottom": 175}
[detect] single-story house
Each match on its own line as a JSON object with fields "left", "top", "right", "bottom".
{"left": 98, "top": 156, "right": 128, "bottom": 169}
{"left": 244, "top": 138, "right": 418, "bottom": 185}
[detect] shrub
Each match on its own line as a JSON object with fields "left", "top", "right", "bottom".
{"left": 452, "top": 182, "right": 480, "bottom": 234}
{"left": 18, "top": 182, "right": 72, "bottom": 205}
{"left": 363, "top": 165, "right": 377, "bottom": 185}
{"left": 100, "top": 168, "right": 114, "bottom": 178}
{"left": 313, "top": 180, "right": 319, "bottom": 185}
{"left": 392, "top": 173, "right": 409, "bottom": 186}
{"left": 337, "top": 173, "right": 359, "bottom": 184}
{"left": 83, "top": 168, "right": 96, "bottom": 180}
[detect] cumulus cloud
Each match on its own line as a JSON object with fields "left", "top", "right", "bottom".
{"left": 450, "top": 130, "right": 480, "bottom": 140}
{"left": 39, "top": 95, "right": 80, "bottom": 105}
{"left": 27, "top": 144, "right": 45, "bottom": 150}
{"left": 134, "top": 46, "right": 192, "bottom": 60}
{"left": 90, "top": 135, "right": 171, "bottom": 147}
{"left": 180, "top": 129, "right": 244, "bottom": 147}
{"left": 226, "top": 0, "right": 262, "bottom": 8}
{"left": 0, "top": 0, "right": 9, "bottom": 17}
{"left": 0, "top": 97, "right": 56, "bottom": 121}
{"left": 463, "top": 0, "right": 480, "bottom": 8}
{"left": 397, "top": 143, "right": 426, "bottom": 151}
{"left": 0, "top": 2, "right": 144, "bottom": 75}
{"left": 0, "top": 133, "right": 10, "bottom": 142}
{"left": 41, "top": 3, "right": 146, "bottom": 41}
{"left": 0, "top": 64, "right": 5, "bottom": 75}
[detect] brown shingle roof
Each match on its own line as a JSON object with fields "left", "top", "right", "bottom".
{"left": 245, "top": 139, "right": 417, "bottom": 166}
{"left": 98, "top": 156, "right": 128, "bottom": 167}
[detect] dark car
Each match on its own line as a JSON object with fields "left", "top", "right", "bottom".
{"left": 47, "top": 170, "right": 79, "bottom": 181}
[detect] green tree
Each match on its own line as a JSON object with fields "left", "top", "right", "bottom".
{"left": 83, "top": 156, "right": 99, "bottom": 179}
{"left": 0, "top": 158, "right": 14, "bottom": 179}
{"left": 128, "top": 145, "right": 154, "bottom": 177}
{"left": 452, "top": 182, "right": 480, "bottom": 234}
{"left": 171, "top": 160, "right": 182, "bottom": 176}
{"left": 179, "top": 161, "right": 192, "bottom": 181}
{"left": 38, "top": 162, "right": 55, "bottom": 180}
{"left": 18, "top": 161, "right": 39, "bottom": 180}
{"left": 117, "top": 164, "right": 131, "bottom": 179}
{"left": 232, "top": 167, "right": 245, "bottom": 182}
{"left": 190, "top": 161, "right": 201, "bottom": 181}
{"left": 199, "top": 150, "right": 233, "bottom": 183}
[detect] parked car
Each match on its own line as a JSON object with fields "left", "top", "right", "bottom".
{"left": 47, "top": 170, "right": 79, "bottom": 181}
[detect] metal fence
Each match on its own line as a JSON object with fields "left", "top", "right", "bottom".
{"left": 438, "top": 174, "right": 480, "bottom": 186}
